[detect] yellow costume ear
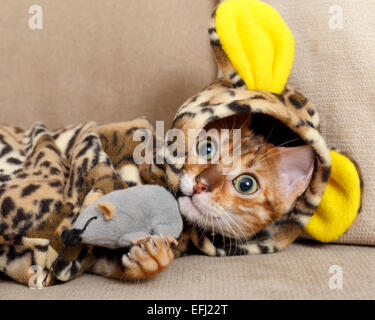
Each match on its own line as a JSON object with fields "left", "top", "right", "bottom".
{"left": 215, "top": 0, "right": 294, "bottom": 93}
{"left": 305, "top": 150, "right": 362, "bottom": 242}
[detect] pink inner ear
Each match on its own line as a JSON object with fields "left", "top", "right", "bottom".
{"left": 277, "top": 145, "right": 315, "bottom": 202}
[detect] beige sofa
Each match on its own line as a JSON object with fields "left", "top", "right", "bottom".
{"left": 0, "top": 0, "right": 374, "bottom": 299}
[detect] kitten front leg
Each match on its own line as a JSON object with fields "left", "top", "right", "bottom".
{"left": 90, "top": 235, "right": 175, "bottom": 280}
{"left": 224, "top": 223, "right": 302, "bottom": 255}
{"left": 190, "top": 222, "right": 302, "bottom": 256}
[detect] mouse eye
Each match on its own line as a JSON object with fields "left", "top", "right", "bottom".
{"left": 197, "top": 138, "right": 217, "bottom": 161}
{"left": 233, "top": 174, "right": 258, "bottom": 195}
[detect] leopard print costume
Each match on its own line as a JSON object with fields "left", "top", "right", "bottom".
{"left": 0, "top": 119, "right": 164, "bottom": 284}
{"left": 0, "top": 82, "right": 362, "bottom": 286}
{"left": 0, "top": 2, "right": 363, "bottom": 286}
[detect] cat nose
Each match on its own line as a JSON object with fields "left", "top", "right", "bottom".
{"left": 193, "top": 166, "right": 223, "bottom": 194}
{"left": 194, "top": 177, "right": 209, "bottom": 194}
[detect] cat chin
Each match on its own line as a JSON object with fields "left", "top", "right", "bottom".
{"left": 178, "top": 196, "right": 204, "bottom": 222}
{"left": 177, "top": 197, "right": 240, "bottom": 239}
{"left": 178, "top": 195, "right": 223, "bottom": 224}
{"left": 178, "top": 196, "right": 220, "bottom": 223}
{"left": 178, "top": 196, "right": 252, "bottom": 239}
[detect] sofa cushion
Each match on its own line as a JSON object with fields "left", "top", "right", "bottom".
{"left": 1, "top": 243, "right": 374, "bottom": 299}
{"left": 265, "top": 0, "right": 375, "bottom": 245}
{"left": 0, "top": 0, "right": 216, "bottom": 129}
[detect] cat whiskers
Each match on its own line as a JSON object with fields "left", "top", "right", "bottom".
{"left": 221, "top": 217, "right": 246, "bottom": 253}
{"left": 239, "top": 137, "right": 302, "bottom": 166}
{"left": 216, "top": 213, "right": 233, "bottom": 251}
{"left": 216, "top": 217, "right": 226, "bottom": 249}
{"left": 196, "top": 203, "right": 211, "bottom": 245}
{"left": 220, "top": 214, "right": 233, "bottom": 251}
{"left": 219, "top": 210, "right": 249, "bottom": 252}
{"left": 221, "top": 118, "right": 228, "bottom": 130}
{"left": 238, "top": 115, "right": 251, "bottom": 131}
{"left": 224, "top": 208, "right": 263, "bottom": 248}
{"left": 251, "top": 138, "right": 303, "bottom": 167}
{"left": 210, "top": 208, "right": 216, "bottom": 245}
{"left": 256, "top": 125, "right": 297, "bottom": 156}
{"left": 231, "top": 116, "right": 236, "bottom": 133}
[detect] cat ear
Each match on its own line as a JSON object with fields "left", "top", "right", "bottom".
{"left": 277, "top": 145, "right": 314, "bottom": 203}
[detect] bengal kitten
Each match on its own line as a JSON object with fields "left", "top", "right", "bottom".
{"left": 178, "top": 114, "right": 315, "bottom": 240}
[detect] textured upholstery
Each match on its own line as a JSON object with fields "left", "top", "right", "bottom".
{"left": 265, "top": 0, "right": 375, "bottom": 245}
{"left": 1, "top": 242, "right": 374, "bottom": 300}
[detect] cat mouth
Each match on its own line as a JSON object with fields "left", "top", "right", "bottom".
{"left": 178, "top": 196, "right": 236, "bottom": 238}
{"left": 178, "top": 196, "right": 204, "bottom": 219}
{"left": 177, "top": 196, "right": 219, "bottom": 222}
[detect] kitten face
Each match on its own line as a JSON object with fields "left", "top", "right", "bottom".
{"left": 177, "top": 115, "right": 314, "bottom": 239}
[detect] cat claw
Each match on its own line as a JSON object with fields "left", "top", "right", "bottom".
{"left": 131, "top": 235, "right": 153, "bottom": 245}
{"left": 121, "top": 235, "right": 175, "bottom": 280}
{"left": 130, "top": 234, "right": 178, "bottom": 246}
{"left": 161, "top": 234, "right": 179, "bottom": 246}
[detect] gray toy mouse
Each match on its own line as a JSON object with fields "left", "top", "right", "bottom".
{"left": 71, "top": 185, "right": 183, "bottom": 248}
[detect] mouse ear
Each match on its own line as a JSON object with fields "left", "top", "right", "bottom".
{"left": 97, "top": 201, "right": 116, "bottom": 220}
{"left": 210, "top": 0, "right": 294, "bottom": 93}
{"left": 305, "top": 150, "right": 363, "bottom": 242}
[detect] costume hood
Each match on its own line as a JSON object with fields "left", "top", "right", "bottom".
{"left": 162, "top": 0, "right": 362, "bottom": 243}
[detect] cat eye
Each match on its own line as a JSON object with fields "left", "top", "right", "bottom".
{"left": 197, "top": 138, "right": 217, "bottom": 161}
{"left": 233, "top": 174, "right": 259, "bottom": 195}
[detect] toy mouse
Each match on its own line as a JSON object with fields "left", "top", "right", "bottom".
{"left": 63, "top": 185, "right": 183, "bottom": 249}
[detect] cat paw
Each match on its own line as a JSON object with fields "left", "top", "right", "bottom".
{"left": 121, "top": 235, "right": 175, "bottom": 280}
